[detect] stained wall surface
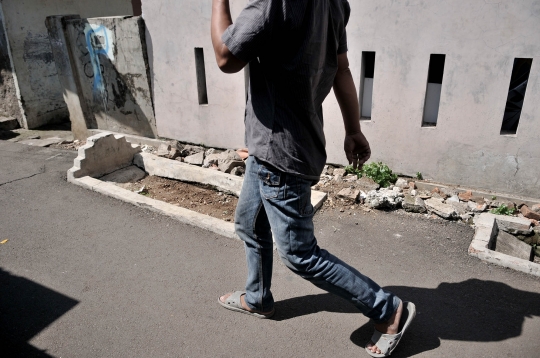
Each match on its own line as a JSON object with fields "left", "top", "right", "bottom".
{"left": 64, "top": 16, "right": 157, "bottom": 138}
{"left": 0, "top": 0, "right": 133, "bottom": 129}
{"left": 0, "top": 3, "right": 21, "bottom": 123}
{"left": 144, "top": 0, "right": 540, "bottom": 198}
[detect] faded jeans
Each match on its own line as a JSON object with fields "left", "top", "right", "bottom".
{"left": 235, "top": 156, "right": 400, "bottom": 323}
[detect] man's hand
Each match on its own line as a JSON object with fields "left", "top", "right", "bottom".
{"left": 344, "top": 131, "right": 371, "bottom": 170}
{"left": 333, "top": 53, "right": 370, "bottom": 170}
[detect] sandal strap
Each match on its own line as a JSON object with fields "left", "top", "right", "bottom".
{"left": 224, "top": 291, "right": 245, "bottom": 307}
{"left": 369, "top": 331, "right": 402, "bottom": 355}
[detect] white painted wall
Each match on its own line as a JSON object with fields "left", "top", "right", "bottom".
{"left": 143, "top": 0, "right": 540, "bottom": 198}
{"left": 0, "top": 0, "right": 133, "bottom": 129}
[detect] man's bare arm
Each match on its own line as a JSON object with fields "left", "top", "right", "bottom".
{"left": 211, "top": 0, "right": 247, "bottom": 73}
{"left": 333, "top": 52, "right": 371, "bottom": 170}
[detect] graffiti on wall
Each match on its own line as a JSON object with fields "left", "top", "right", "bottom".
{"left": 82, "top": 24, "right": 115, "bottom": 110}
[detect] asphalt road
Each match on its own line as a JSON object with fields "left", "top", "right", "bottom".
{"left": 1, "top": 140, "right": 539, "bottom": 357}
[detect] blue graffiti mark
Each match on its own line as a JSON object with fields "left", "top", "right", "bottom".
{"left": 85, "top": 25, "right": 110, "bottom": 109}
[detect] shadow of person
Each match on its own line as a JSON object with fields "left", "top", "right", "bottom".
{"left": 272, "top": 292, "right": 359, "bottom": 321}
{"left": 0, "top": 267, "right": 79, "bottom": 357}
{"left": 349, "top": 279, "right": 540, "bottom": 357}
{"left": 270, "top": 279, "right": 540, "bottom": 356}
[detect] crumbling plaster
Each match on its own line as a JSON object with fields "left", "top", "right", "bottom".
{"left": 0, "top": 2, "right": 23, "bottom": 124}
{"left": 0, "top": 0, "right": 133, "bottom": 129}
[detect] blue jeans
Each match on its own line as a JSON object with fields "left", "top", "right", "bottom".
{"left": 235, "top": 156, "right": 400, "bottom": 323}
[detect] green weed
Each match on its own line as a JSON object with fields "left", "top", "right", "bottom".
{"left": 489, "top": 204, "right": 516, "bottom": 216}
{"left": 345, "top": 162, "right": 398, "bottom": 188}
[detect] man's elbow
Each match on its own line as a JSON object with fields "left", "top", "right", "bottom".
{"left": 217, "top": 56, "right": 242, "bottom": 74}
{"left": 215, "top": 47, "right": 245, "bottom": 74}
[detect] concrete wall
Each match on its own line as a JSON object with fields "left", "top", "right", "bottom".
{"left": 0, "top": 2, "right": 22, "bottom": 123}
{"left": 143, "top": 0, "right": 540, "bottom": 198}
{"left": 64, "top": 16, "right": 157, "bottom": 138}
{"left": 0, "top": 0, "right": 133, "bottom": 129}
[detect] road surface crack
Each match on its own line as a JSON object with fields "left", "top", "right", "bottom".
{"left": 0, "top": 165, "right": 45, "bottom": 186}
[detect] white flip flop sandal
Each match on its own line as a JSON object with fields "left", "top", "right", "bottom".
{"left": 365, "top": 301, "right": 416, "bottom": 357}
{"left": 218, "top": 291, "right": 275, "bottom": 319}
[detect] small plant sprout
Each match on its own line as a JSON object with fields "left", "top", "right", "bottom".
{"left": 345, "top": 162, "right": 398, "bottom": 188}
{"left": 489, "top": 204, "right": 516, "bottom": 216}
{"left": 416, "top": 172, "right": 423, "bottom": 180}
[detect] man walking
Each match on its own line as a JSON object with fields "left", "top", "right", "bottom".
{"left": 211, "top": 1, "right": 415, "bottom": 356}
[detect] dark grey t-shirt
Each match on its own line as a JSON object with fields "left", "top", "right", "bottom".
{"left": 222, "top": 0, "right": 350, "bottom": 180}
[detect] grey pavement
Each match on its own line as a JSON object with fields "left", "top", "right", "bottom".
{"left": 1, "top": 140, "right": 539, "bottom": 357}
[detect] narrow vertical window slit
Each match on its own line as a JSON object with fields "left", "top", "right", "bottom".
{"left": 194, "top": 48, "right": 208, "bottom": 105}
{"left": 359, "top": 51, "right": 375, "bottom": 119}
{"left": 422, "top": 54, "right": 446, "bottom": 127}
{"left": 501, "top": 58, "right": 532, "bottom": 135}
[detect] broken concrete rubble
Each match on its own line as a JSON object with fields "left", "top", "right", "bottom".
{"left": 395, "top": 178, "right": 408, "bottom": 188}
{"left": 365, "top": 188, "right": 404, "bottom": 209}
{"left": 496, "top": 219, "right": 533, "bottom": 236}
{"left": 156, "top": 143, "right": 171, "bottom": 157}
{"left": 181, "top": 145, "right": 205, "bottom": 157}
{"left": 424, "top": 198, "right": 458, "bottom": 219}
{"left": 337, "top": 188, "right": 360, "bottom": 203}
{"left": 355, "top": 177, "right": 380, "bottom": 192}
{"left": 135, "top": 138, "right": 540, "bottom": 232}
{"left": 402, "top": 195, "right": 427, "bottom": 213}
{"left": 458, "top": 190, "right": 473, "bottom": 202}
{"left": 333, "top": 168, "right": 346, "bottom": 177}
{"left": 467, "top": 201, "right": 488, "bottom": 213}
{"left": 230, "top": 166, "right": 245, "bottom": 177}
{"left": 184, "top": 151, "right": 205, "bottom": 166}
{"left": 448, "top": 201, "right": 469, "bottom": 215}
{"left": 168, "top": 148, "right": 181, "bottom": 160}
{"left": 521, "top": 205, "right": 540, "bottom": 221}
{"left": 100, "top": 165, "right": 147, "bottom": 184}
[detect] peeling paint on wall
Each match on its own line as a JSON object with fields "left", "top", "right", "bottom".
{"left": 65, "top": 16, "right": 157, "bottom": 138}
{"left": 84, "top": 24, "right": 115, "bottom": 109}
{"left": 0, "top": 3, "right": 22, "bottom": 123}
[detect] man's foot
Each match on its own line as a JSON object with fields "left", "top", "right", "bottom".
{"left": 365, "top": 301, "right": 403, "bottom": 355}
{"left": 219, "top": 292, "right": 274, "bottom": 316}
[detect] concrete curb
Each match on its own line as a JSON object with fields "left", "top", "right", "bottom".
{"left": 69, "top": 176, "right": 239, "bottom": 240}
{"left": 67, "top": 133, "right": 328, "bottom": 241}
{"left": 469, "top": 213, "right": 540, "bottom": 277}
{"left": 134, "top": 152, "right": 328, "bottom": 211}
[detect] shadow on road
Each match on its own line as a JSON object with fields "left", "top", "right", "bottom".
{"left": 0, "top": 267, "right": 79, "bottom": 357}
{"left": 272, "top": 278, "right": 540, "bottom": 356}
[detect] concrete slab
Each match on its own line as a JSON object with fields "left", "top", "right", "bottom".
{"left": 469, "top": 213, "right": 540, "bottom": 277}
{"left": 18, "top": 137, "right": 64, "bottom": 147}
{"left": 67, "top": 132, "right": 141, "bottom": 180}
{"left": 0, "top": 116, "right": 19, "bottom": 130}
{"left": 495, "top": 230, "right": 533, "bottom": 261}
{"left": 134, "top": 152, "right": 243, "bottom": 195}
{"left": 496, "top": 218, "right": 533, "bottom": 236}
{"left": 134, "top": 152, "right": 327, "bottom": 209}
{"left": 100, "top": 165, "right": 146, "bottom": 184}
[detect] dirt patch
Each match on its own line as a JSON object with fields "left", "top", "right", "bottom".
{"left": 121, "top": 175, "right": 238, "bottom": 222}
